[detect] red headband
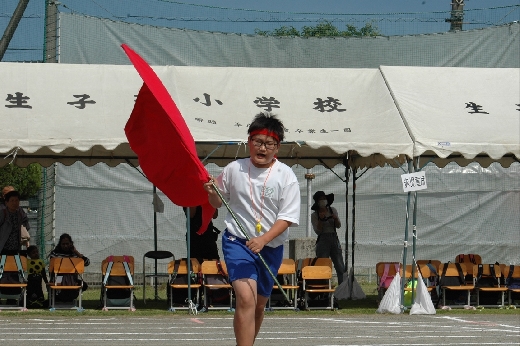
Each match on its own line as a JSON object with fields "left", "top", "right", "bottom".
{"left": 249, "top": 129, "right": 280, "bottom": 142}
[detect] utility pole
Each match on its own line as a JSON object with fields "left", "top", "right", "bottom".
{"left": 0, "top": 0, "right": 30, "bottom": 61}
{"left": 446, "top": 0, "right": 465, "bottom": 32}
{"left": 45, "top": 0, "right": 58, "bottom": 62}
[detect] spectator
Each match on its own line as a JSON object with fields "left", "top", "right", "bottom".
{"left": 49, "top": 233, "right": 90, "bottom": 302}
{"left": 184, "top": 206, "right": 220, "bottom": 263}
{"left": 0, "top": 190, "right": 29, "bottom": 254}
{"left": 311, "top": 190, "right": 345, "bottom": 285}
{"left": 26, "top": 245, "right": 49, "bottom": 308}
{"left": 1, "top": 186, "right": 30, "bottom": 248}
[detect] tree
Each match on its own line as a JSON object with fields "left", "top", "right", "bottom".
{"left": 255, "top": 20, "right": 380, "bottom": 37}
{"left": 0, "top": 163, "right": 42, "bottom": 200}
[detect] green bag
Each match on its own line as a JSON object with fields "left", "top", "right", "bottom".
{"left": 403, "top": 279, "right": 418, "bottom": 306}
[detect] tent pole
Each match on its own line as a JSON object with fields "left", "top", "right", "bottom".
{"left": 153, "top": 185, "right": 159, "bottom": 300}
{"left": 411, "top": 157, "right": 419, "bottom": 305}
{"left": 343, "top": 155, "right": 350, "bottom": 275}
{"left": 305, "top": 169, "right": 314, "bottom": 237}
{"left": 401, "top": 159, "right": 413, "bottom": 311}
{"left": 186, "top": 207, "right": 192, "bottom": 308}
{"left": 351, "top": 166, "right": 356, "bottom": 276}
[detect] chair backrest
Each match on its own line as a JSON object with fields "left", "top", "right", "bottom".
{"left": 473, "top": 263, "right": 501, "bottom": 279}
{"left": 144, "top": 251, "right": 174, "bottom": 260}
{"left": 278, "top": 258, "right": 296, "bottom": 275}
{"left": 438, "top": 262, "right": 467, "bottom": 283}
{"left": 416, "top": 260, "right": 441, "bottom": 273}
{"left": 404, "top": 264, "right": 431, "bottom": 280}
{"left": 200, "top": 259, "right": 227, "bottom": 275}
{"left": 0, "top": 255, "right": 27, "bottom": 272}
{"left": 50, "top": 257, "right": 85, "bottom": 275}
{"left": 455, "top": 254, "right": 482, "bottom": 264}
{"left": 102, "top": 256, "right": 135, "bottom": 276}
{"left": 502, "top": 264, "right": 520, "bottom": 279}
{"left": 376, "top": 262, "right": 401, "bottom": 277}
{"left": 168, "top": 258, "right": 201, "bottom": 275}
{"left": 301, "top": 257, "right": 332, "bottom": 269}
{"left": 302, "top": 265, "right": 332, "bottom": 280}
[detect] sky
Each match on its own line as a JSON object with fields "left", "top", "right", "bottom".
{"left": 2, "top": 0, "right": 519, "bottom": 62}
{"left": 178, "top": 0, "right": 520, "bottom": 14}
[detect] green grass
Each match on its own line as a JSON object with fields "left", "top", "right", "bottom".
{"left": 0, "top": 282, "right": 518, "bottom": 317}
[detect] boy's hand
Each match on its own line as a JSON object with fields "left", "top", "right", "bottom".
{"left": 246, "top": 236, "right": 267, "bottom": 254}
{"left": 203, "top": 177, "right": 216, "bottom": 195}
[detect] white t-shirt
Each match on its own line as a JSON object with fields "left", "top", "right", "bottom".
{"left": 216, "top": 158, "right": 300, "bottom": 248}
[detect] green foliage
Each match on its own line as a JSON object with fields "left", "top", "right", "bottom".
{"left": 255, "top": 20, "right": 380, "bottom": 37}
{"left": 0, "top": 163, "right": 42, "bottom": 199}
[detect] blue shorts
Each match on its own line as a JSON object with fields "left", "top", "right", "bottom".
{"left": 222, "top": 230, "right": 283, "bottom": 297}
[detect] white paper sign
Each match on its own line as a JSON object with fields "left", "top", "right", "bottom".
{"left": 401, "top": 171, "right": 427, "bottom": 192}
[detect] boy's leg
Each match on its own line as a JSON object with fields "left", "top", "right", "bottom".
{"left": 255, "top": 295, "right": 269, "bottom": 338}
{"left": 233, "top": 278, "right": 258, "bottom": 346}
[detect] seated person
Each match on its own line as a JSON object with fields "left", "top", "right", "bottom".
{"left": 49, "top": 233, "right": 90, "bottom": 302}
{"left": 26, "top": 245, "right": 49, "bottom": 308}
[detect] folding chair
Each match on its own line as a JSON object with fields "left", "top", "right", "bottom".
{"left": 101, "top": 255, "right": 135, "bottom": 311}
{"left": 438, "top": 262, "right": 473, "bottom": 308}
{"left": 200, "top": 259, "right": 233, "bottom": 311}
{"left": 267, "top": 258, "right": 300, "bottom": 311}
{"left": 142, "top": 250, "right": 174, "bottom": 303}
{"left": 416, "top": 260, "right": 441, "bottom": 292}
{"left": 502, "top": 264, "right": 520, "bottom": 307}
{"left": 167, "top": 258, "right": 202, "bottom": 312}
{"left": 48, "top": 257, "right": 85, "bottom": 311}
{"left": 0, "top": 255, "right": 28, "bottom": 311}
{"left": 455, "top": 254, "right": 481, "bottom": 285}
{"left": 300, "top": 257, "right": 333, "bottom": 269}
{"left": 301, "top": 265, "right": 336, "bottom": 310}
{"left": 473, "top": 263, "right": 507, "bottom": 308}
{"left": 376, "top": 262, "right": 401, "bottom": 301}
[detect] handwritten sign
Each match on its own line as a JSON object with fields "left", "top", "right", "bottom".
{"left": 401, "top": 171, "right": 427, "bottom": 192}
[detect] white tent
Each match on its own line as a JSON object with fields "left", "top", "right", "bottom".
{"left": 0, "top": 62, "right": 413, "bottom": 169}
{"left": 1, "top": 62, "right": 519, "bottom": 276}
{"left": 3, "top": 63, "right": 517, "bottom": 169}
{"left": 380, "top": 66, "right": 520, "bottom": 167}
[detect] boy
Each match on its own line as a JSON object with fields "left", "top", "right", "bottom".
{"left": 26, "top": 245, "right": 49, "bottom": 308}
{"left": 204, "top": 112, "right": 300, "bottom": 346}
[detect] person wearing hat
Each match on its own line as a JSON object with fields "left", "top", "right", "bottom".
{"left": 310, "top": 190, "right": 345, "bottom": 285}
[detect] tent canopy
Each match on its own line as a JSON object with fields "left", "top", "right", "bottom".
{"left": 380, "top": 66, "right": 520, "bottom": 168}
{"left": 0, "top": 62, "right": 518, "bottom": 169}
{"left": 0, "top": 62, "right": 412, "bottom": 169}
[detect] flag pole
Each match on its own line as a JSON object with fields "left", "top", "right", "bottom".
{"left": 211, "top": 182, "right": 291, "bottom": 303}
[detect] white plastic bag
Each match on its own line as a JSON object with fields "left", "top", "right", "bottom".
{"left": 409, "top": 272, "right": 436, "bottom": 315}
{"left": 376, "top": 272, "right": 402, "bottom": 314}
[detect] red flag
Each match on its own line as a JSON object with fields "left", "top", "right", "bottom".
{"left": 122, "top": 44, "right": 215, "bottom": 234}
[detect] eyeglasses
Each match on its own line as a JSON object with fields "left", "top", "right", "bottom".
{"left": 251, "top": 138, "right": 278, "bottom": 150}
